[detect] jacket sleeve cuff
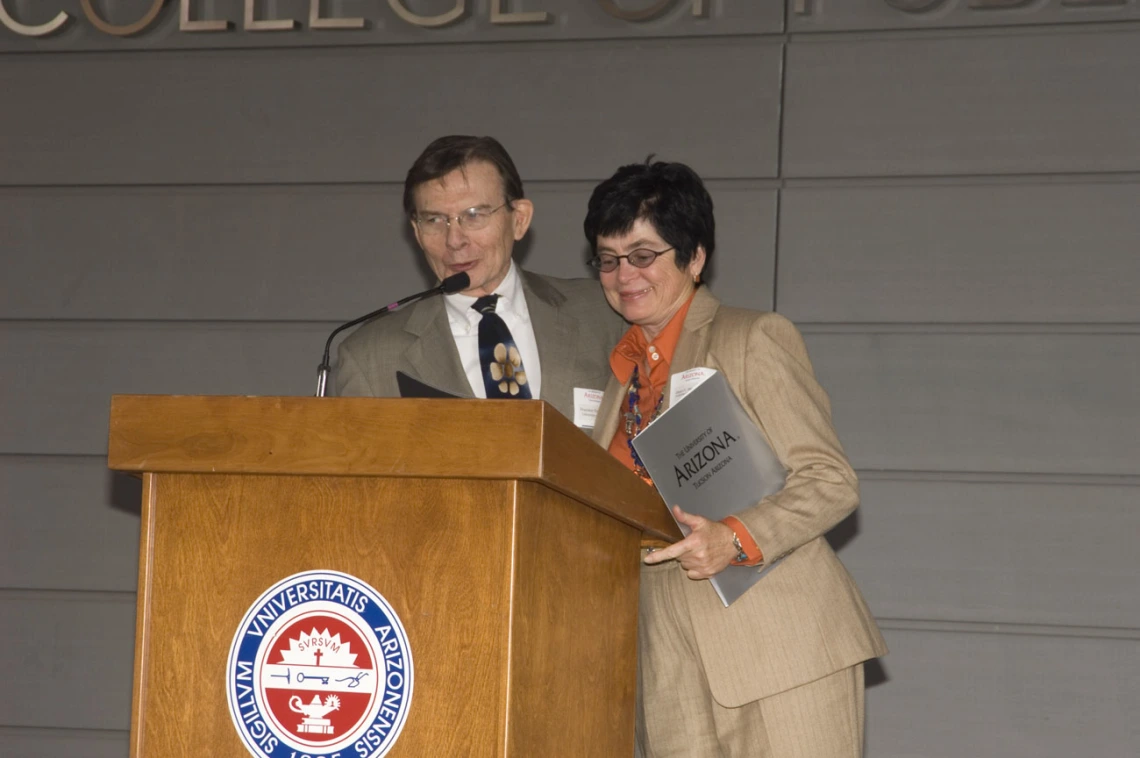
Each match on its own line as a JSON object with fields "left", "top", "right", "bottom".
{"left": 721, "top": 515, "right": 764, "bottom": 567}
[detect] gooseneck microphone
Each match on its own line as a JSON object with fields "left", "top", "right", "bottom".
{"left": 315, "top": 271, "right": 470, "bottom": 397}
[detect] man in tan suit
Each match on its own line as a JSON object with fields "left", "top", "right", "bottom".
{"left": 336, "top": 135, "right": 624, "bottom": 421}
{"left": 585, "top": 159, "right": 887, "bottom": 756}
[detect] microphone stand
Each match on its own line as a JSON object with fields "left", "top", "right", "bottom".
{"left": 315, "top": 272, "right": 470, "bottom": 397}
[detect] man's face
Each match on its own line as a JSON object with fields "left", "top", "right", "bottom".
{"left": 410, "top": 160, "right": 533, "bottom": 297}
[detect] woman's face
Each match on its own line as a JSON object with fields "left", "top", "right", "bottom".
{"left": 597, "top": 218, "right": 706, "bottom": 340}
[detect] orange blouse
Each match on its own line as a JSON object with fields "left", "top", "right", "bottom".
{"left": 607, "top": 295, "right": 694, "bottom": 477}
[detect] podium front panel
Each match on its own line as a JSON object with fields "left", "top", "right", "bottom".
{"left": 134, "top": 474, "right": 516, "bottom": 757}
{"left": 130, "top": 471, "right": 641, "bottom": 757}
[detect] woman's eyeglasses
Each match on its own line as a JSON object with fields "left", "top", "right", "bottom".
{"left": 588, "top": 247, "right": 674, "bottom": 273}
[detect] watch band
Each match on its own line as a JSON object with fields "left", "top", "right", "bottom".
{"left": 731, "top": 531, "right": 748, "bottom": 564}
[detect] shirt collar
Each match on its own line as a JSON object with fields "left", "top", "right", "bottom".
{"left": 444, "top": 260, "right": 525, "bottom": 328}
{"left": 610, "top": 292, "right": 696, "bottom": 386}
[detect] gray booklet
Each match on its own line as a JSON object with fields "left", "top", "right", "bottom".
{"left": 631, "top": 370, "right": 786, "bottom": 606}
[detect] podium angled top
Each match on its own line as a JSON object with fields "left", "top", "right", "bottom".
{"left": 108, "top": 395, "right": 681, "bottom": 542}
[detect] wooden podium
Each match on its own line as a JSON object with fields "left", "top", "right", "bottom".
{"left": 108, "top": 396, "right": 680, "bottom": 758}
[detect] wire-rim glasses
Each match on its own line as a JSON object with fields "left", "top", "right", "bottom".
{"left": 414, "top": 202, "right": 510, "bottom": 236}
{"left": 588, "top": 247, "right": 675, "bottom": 273}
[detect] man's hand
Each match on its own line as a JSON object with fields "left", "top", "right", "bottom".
{"left": 643, "top": 505, "right": 738, "bottom": 580}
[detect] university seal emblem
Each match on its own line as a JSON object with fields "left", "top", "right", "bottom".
{"left": 226, "top": 570, "right": 414, "bottom": 758}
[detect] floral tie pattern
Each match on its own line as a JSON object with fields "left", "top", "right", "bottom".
{"left": 472, "top": 295, "right": 532, "bottom": 400}
{"left": 489, "top": 342, "right": 528, "bottom": 396}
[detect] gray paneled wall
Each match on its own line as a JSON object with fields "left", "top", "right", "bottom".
{"left": 0, "top": 182, "right": 776, "bottom": 320}
{"left": 778, "top": 181, "right": 1140, "bottom": 323}
{"left": 782, "top": 6, "right": 1140, "bottom": 755}
{"left": 782, "top": 29, "right": 1140, "bottom": 176}
{"left": 2, "top": 2, "right": 1138, "bottom": 756}
{"left": 1, "top": 40, "right": 782, "bottom": 184}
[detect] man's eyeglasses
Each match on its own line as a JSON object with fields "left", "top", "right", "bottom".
{"left": 588, "top": 247, "right": 674, "bottom": 273}
{"left": 413, "top": 203, "right": 510, "bottom": 236}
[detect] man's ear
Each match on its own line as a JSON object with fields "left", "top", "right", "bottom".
{"left": 410, "top": 217, "right": 425, "bottom": 250}
{"left": 510, "top": 199, "right": 534, "bottom": 241}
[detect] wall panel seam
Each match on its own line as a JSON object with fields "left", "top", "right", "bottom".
{"left": 772, "top": 38, "right": 789, "bottom": 314}
{"left": 787, "top": 20, "right": 1140, "bottom": 43}
{"left": 780, "top": 172, "right": 1140, "bottom": 187}
{"left": 0, "top": 725, "right": 128, "bottom": 737}
{"left": 877, "top": 618, "right": 1140, "bottom": 641}
{"left": 0, "top": 588, "right": 135, "bottom": 602}
{"left": 855, "top": 469, "right": 1140, "bottom": 486}
{"left": 0, "top": 178, "right": 788, "bottom": 190}
{"left": 2, "top": 17, "right": 1138, "bottom": 59}
{"left": 797, "top": 323, "right": 1140, "bottom": 334}
{"left": 4, "top": 455, "right": 1137, "bottom": 486}
{"left": 0, "top": 32, "right": 788, "bottom": 59}
{"left": 0, "top": 452, "right": 109, "bottom": 462}
{"left": 2, "top": 589, "right": 1133, "bottom": 642}
{"left": 9, "top": 172, "right": 1140, "bottom": 191}
{"left": 5, "top": 320, "right": 1139, "bottom": 332}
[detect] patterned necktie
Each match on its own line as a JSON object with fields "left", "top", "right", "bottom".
{"left": 472, "top": 295, "right": 532, "bottom": 399}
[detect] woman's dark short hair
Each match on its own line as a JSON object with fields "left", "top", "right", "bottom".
{"left": 403, "top": 135, "right": 525, "bottom": 217}
{"left": 583, "top": 159, "right": 715, "bottom": 275}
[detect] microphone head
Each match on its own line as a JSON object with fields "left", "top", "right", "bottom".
{"left": 439, "top": 272, "right": 470, "bottom": 294}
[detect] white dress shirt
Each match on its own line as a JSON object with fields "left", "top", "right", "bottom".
{"left": 443, "top": 262, "right": 542, "bottom": 400}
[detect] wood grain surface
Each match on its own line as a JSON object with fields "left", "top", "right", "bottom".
{"left": 134, "top": 474, "right": 518, "bottom": 756}
{"left": 108, "top": 395, "right": 681, "bottom": 542}
{"left": 506, "top": 482, "right": 640, "bottom": 756}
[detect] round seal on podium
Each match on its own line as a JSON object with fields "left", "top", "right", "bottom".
{"left": 226, "top": 570, "right": 413, "bottom": 758}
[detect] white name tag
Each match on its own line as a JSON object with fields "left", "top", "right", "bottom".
{"left": 669, "top": 367, "right": 717, "bottom": 407}
{"left": 573, "top": 387, "right": 605, "bottom": 429}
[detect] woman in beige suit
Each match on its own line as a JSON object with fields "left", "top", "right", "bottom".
{"left": 584, "top": 161, "right": 887, "bottom": 758}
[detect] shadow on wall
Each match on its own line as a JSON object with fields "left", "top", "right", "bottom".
{"left": 109, "top": 472, "right": 142, "bottom": 517}
{"left": 866, "top": 658, "right": 889, "bottom": 688}
{"left": 827, "top": 510, "right": 891, "bottom": 689}
{"left": 826, "top": 508, "right": 860, "bottom": 554}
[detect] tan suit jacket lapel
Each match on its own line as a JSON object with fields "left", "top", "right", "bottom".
{"left": 593, "top": 372, "right": 627, "bottom": 448}
{"left": 398, "top": 270, "right": 585, "bottom": 406}
{"left": 401, "top": 296, "right": 474, "bottom": 398}
{"left": 661, "top": 288, "right": 720, "bottom": 412}
{"left": 521, "top": 271, "right": 577, "bottom": 411}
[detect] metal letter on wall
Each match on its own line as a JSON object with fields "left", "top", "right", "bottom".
{"left": 181, "top": 0, "right": 229, "bottom": 31}
{"left": 598, "top": 0, "right": 665, "bottom": 21}
{"left": 244, "top": 0, "right": 299, "bottom": 30}
{"left": 883, "top": 0, "right": 949, "bottom": 12}
{"left": 310, "top": 0, "right": 365, "bottom": 29}
{"left": 387, "top": 0, "right": 466, "bottom": 28}
{"left": 0, "top": 0, "right": 70, "bottom": 36}
{"left": 598, "top": 0, "right": 707, "bottom": 22}
{"left": 490, "top": 0, "right": 551, "bottom": 24}
{"left": 81, "top": 0, "right": 167, "bottom": 36}
{"left": 968, "top": 0, "right": 1035, "bottom": 8}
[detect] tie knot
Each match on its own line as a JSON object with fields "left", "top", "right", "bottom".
{"left": 472, "top": 294, "right": 499, "bottom": 314}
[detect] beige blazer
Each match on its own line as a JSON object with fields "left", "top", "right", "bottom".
{"left": 334, "top": 269, "right": 626, "bottom": 421}
{"left": 593, "top": 287, "right": 887, "bottom": 706}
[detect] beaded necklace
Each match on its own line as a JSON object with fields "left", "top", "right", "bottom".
{"left": 624, "top": 363, "right": 665, "bottom": 479}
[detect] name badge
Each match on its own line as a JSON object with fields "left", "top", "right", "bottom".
{"left": 573, "top": 388, "right": 605, "bottom": 429}
{"left": 669, "top": 367, "right": 717, "bottom": 407}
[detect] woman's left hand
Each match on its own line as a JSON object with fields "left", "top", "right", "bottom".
{"left": 643, "top": 505, "right": 738, "bottom": 580}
